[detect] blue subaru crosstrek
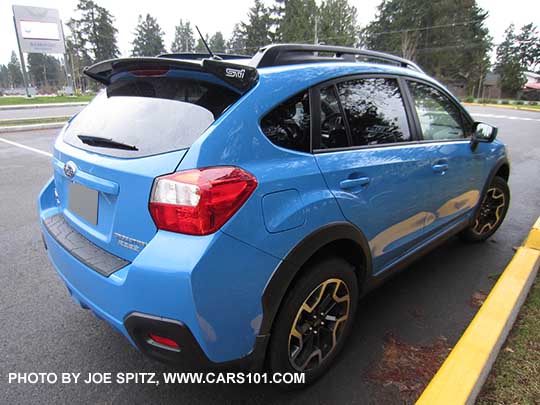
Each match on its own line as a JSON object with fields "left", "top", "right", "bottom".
{"left": 38, "top": 44, "right": 510, "bottom": 383}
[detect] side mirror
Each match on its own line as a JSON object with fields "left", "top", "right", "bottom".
{"left": 473, "top": 122, "right": 498, "bottom": 142}
{"left": 471, "top": 122, "right": 497, "bottom": 150}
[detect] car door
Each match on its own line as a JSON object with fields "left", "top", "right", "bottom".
{"left": 405, "top": 80, "right": 487, "bottom": 237}
{"left": 313, "top": 76, "right": 435, "bottom": 274}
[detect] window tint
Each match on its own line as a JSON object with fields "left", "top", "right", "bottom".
{"left": 337, "top": 78, "right": 411, "bottom": 146}
{"left": 63, "top": 91, "right": 217, "bottom": 158}
{"left": 261, "top": 91, "right": 310, "bottom": 153}
{"left": 107, "top": 77, "right": 239, "bottom": 119}
{"left": 319, "top": 85, "right": 349, "bottom": 149}
{"left": 408, "top": 81, "right": 466, "bottom": 141}
{"left": 63, "top": 76, "right": 243, "bottom": 158}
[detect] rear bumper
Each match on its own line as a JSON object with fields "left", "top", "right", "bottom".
{"left": 38, "top": 178, "right": 279, "bottom": 369}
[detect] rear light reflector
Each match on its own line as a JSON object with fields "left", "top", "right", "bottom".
{"left": 149, "top": 166, "right": 257, "bottom": 235}
{"left": 148, "top": 333, "right": 180, "bottom": 349}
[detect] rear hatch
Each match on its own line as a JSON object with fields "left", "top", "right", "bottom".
{"left": 53, "top": 57, "right": 257, "bottom": 261}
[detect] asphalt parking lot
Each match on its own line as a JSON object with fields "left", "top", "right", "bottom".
{"left": 1, "top": 106, "right": 539, "bottom": 404}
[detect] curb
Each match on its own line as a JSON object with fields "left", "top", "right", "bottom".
{"left": 0, "top": 122, "right": 66, "bottom": 133}
{"left": 463, "top": 102, "right": 540, "bottom": 113}
{"left": 0, "top": 102, "right": 88, "bottom": 111}
{"left": 0, "top": 115, "right": 70, "bottom": 123}
{"left": 416, "top": 218, "right": 540, "bottom": 405}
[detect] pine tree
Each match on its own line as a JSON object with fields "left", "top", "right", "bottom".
{"left": 495, "top": 24, "right": 526, "bottom": 97}
{"left": 515, "top": 23, "right": 540, "bottom": 72}
{"left": 68, "top": 0, "right": 119, "bottom": 61}
{"left": 227, "top": 24, "right": 248, "bottom": 54}
{"left": 171, "top": 20, "right": 195, "bottom": 52}
{"left": 27, "top": 54, "right": 63, "bottom": 90}
{"left": 242, "top": 0, "right": 273, "bottom": 54}
{"left": 131, "top": 14, "right": 166, "bottom": 56}
{"left": 209, "top": 32, "right": 226, "bottom": 53}
{"left": 276, "top": 0, "right": 317, "bottom": 43}
{"left": 93, "top": 4, "right": 118, "bottom": 60}
{"left": 318, "top": 0, "right": 358, "bottom": 46}
{"left": 270, "top": 0, "right": 288, "bottom": 41}
{"left": 0, "top": 65, "right": 9, "bottom": 89}
{"left": 7, "top": 51, "right": 24, "bottom": 88}
{"left": 65, "top": 32, "right": 93, "bottom": 92}
{"left": 361, "top": 0, "right": 491, "bottom": 94}
{"left": 195, "top": 35, "right": 210, "bottom": 53}
{"left": 67, "top": 0, "right": 118, "bottom": 91}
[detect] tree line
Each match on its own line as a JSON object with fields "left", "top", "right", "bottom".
{"left": 0, "top": 51, "right": 65, "bottom": 92}
{"left": 1, "top": 0, "right": 539, "bottom": 98}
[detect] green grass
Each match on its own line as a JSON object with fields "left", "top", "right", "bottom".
{"left": 0, "top": 116, "right": 69, "bottom": 127}
{"left": 0, "top": 95, "right": 93, "bottom": 106}
{"left": 518, "top": 104, "right": 540, "bottom": 110}
{"left": 476, "top": 276, "right": 540, "bottom": 404}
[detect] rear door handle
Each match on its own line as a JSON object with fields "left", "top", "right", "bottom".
{"left": 339, "top": 177, "right": 370, "bottom": 189}
{"left": 432, "top": 163, "right": 449, "bottom": 173}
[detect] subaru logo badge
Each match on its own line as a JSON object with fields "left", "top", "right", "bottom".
{"left": 64, "top": 161, "right": 77, "bottom": 178}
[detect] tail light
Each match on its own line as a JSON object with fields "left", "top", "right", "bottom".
{"left": 149, "top": 166, "right": 257, "bottom": 235}
{"left": 129, "top": 69, "right": 169, "bottom": 77}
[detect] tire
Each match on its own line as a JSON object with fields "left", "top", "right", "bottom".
{"left": 460, "top": 176, "right": 510, "bottom": 243}
{"left": 267, "top": 256, "right": 358, "bottom": 387}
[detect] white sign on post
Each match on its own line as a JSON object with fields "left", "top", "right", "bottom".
{"left": 13, "top": 5, "right": 65, "bottom": 54}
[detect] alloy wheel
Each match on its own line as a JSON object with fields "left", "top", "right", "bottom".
{"left": 288, "top": 278, "right": 350, "bottom": 371}
{"left": 473, "top": 187, "right": 506, "bottom": 235}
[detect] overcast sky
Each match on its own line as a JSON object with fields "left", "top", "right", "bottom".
{"left": 0, "top": 0, "right": 538, "bottom": 65}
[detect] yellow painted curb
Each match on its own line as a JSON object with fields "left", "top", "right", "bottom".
{"left": 524, "top": 217, "right": 540, "bottom": 251}
{"left": 416, "top": 219, "right": 540, "bottom": 405}
{"left": 462, "top": 102, "right": 540, "bottom": 113}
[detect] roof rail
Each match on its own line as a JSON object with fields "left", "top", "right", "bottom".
{"left": 251, "top": 44, "right": 424, "bottom": 73}
{"left": 158, "top": 53, "right": 251, "bottom": 61}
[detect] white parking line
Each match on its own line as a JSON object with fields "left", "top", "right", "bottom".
{"left": 472, "top": 113, "right": 540, "bottom": 122}
{"left": 0, "top": 136, "right": 52, "bottom": 157}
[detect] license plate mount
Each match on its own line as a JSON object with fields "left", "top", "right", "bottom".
{"left": 68, "top": 182, "right": 98, "bottom": 225}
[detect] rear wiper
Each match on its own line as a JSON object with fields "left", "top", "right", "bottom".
{"left": 78, "top": 135, "right": 138, "bottom": 151}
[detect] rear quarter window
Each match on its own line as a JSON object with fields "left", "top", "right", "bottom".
{"left": 260, "top": 91, "right": 311, "bottom": 153}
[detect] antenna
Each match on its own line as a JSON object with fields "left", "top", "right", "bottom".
{"left": 195, "top": 25, "right": 222, "bottom": 60}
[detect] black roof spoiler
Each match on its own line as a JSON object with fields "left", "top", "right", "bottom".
{"left": 83, "top": 57, "right": 259, "bottom": 94}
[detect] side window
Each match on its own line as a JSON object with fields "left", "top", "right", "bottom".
{"left": 336, "top": 78, "right": 411, "bottom": 146}
{"left": 408, "top": 81, "right": 466, "bottom": 141}
{"left": 319, "top": 85, "right": 349, "bottom": 149}
{"left": 260, "top": 91, "right": 310, "bottom": 153}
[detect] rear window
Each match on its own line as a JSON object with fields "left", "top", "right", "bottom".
{"left": 63, "top": 77, "right": 241, "bottom": 158}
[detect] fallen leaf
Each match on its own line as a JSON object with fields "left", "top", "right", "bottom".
{"left": 367, "top": 334, "right": 451, "bottom": 403}
{"left": 470, "top": 291, "right": 488, "bottom": 308}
